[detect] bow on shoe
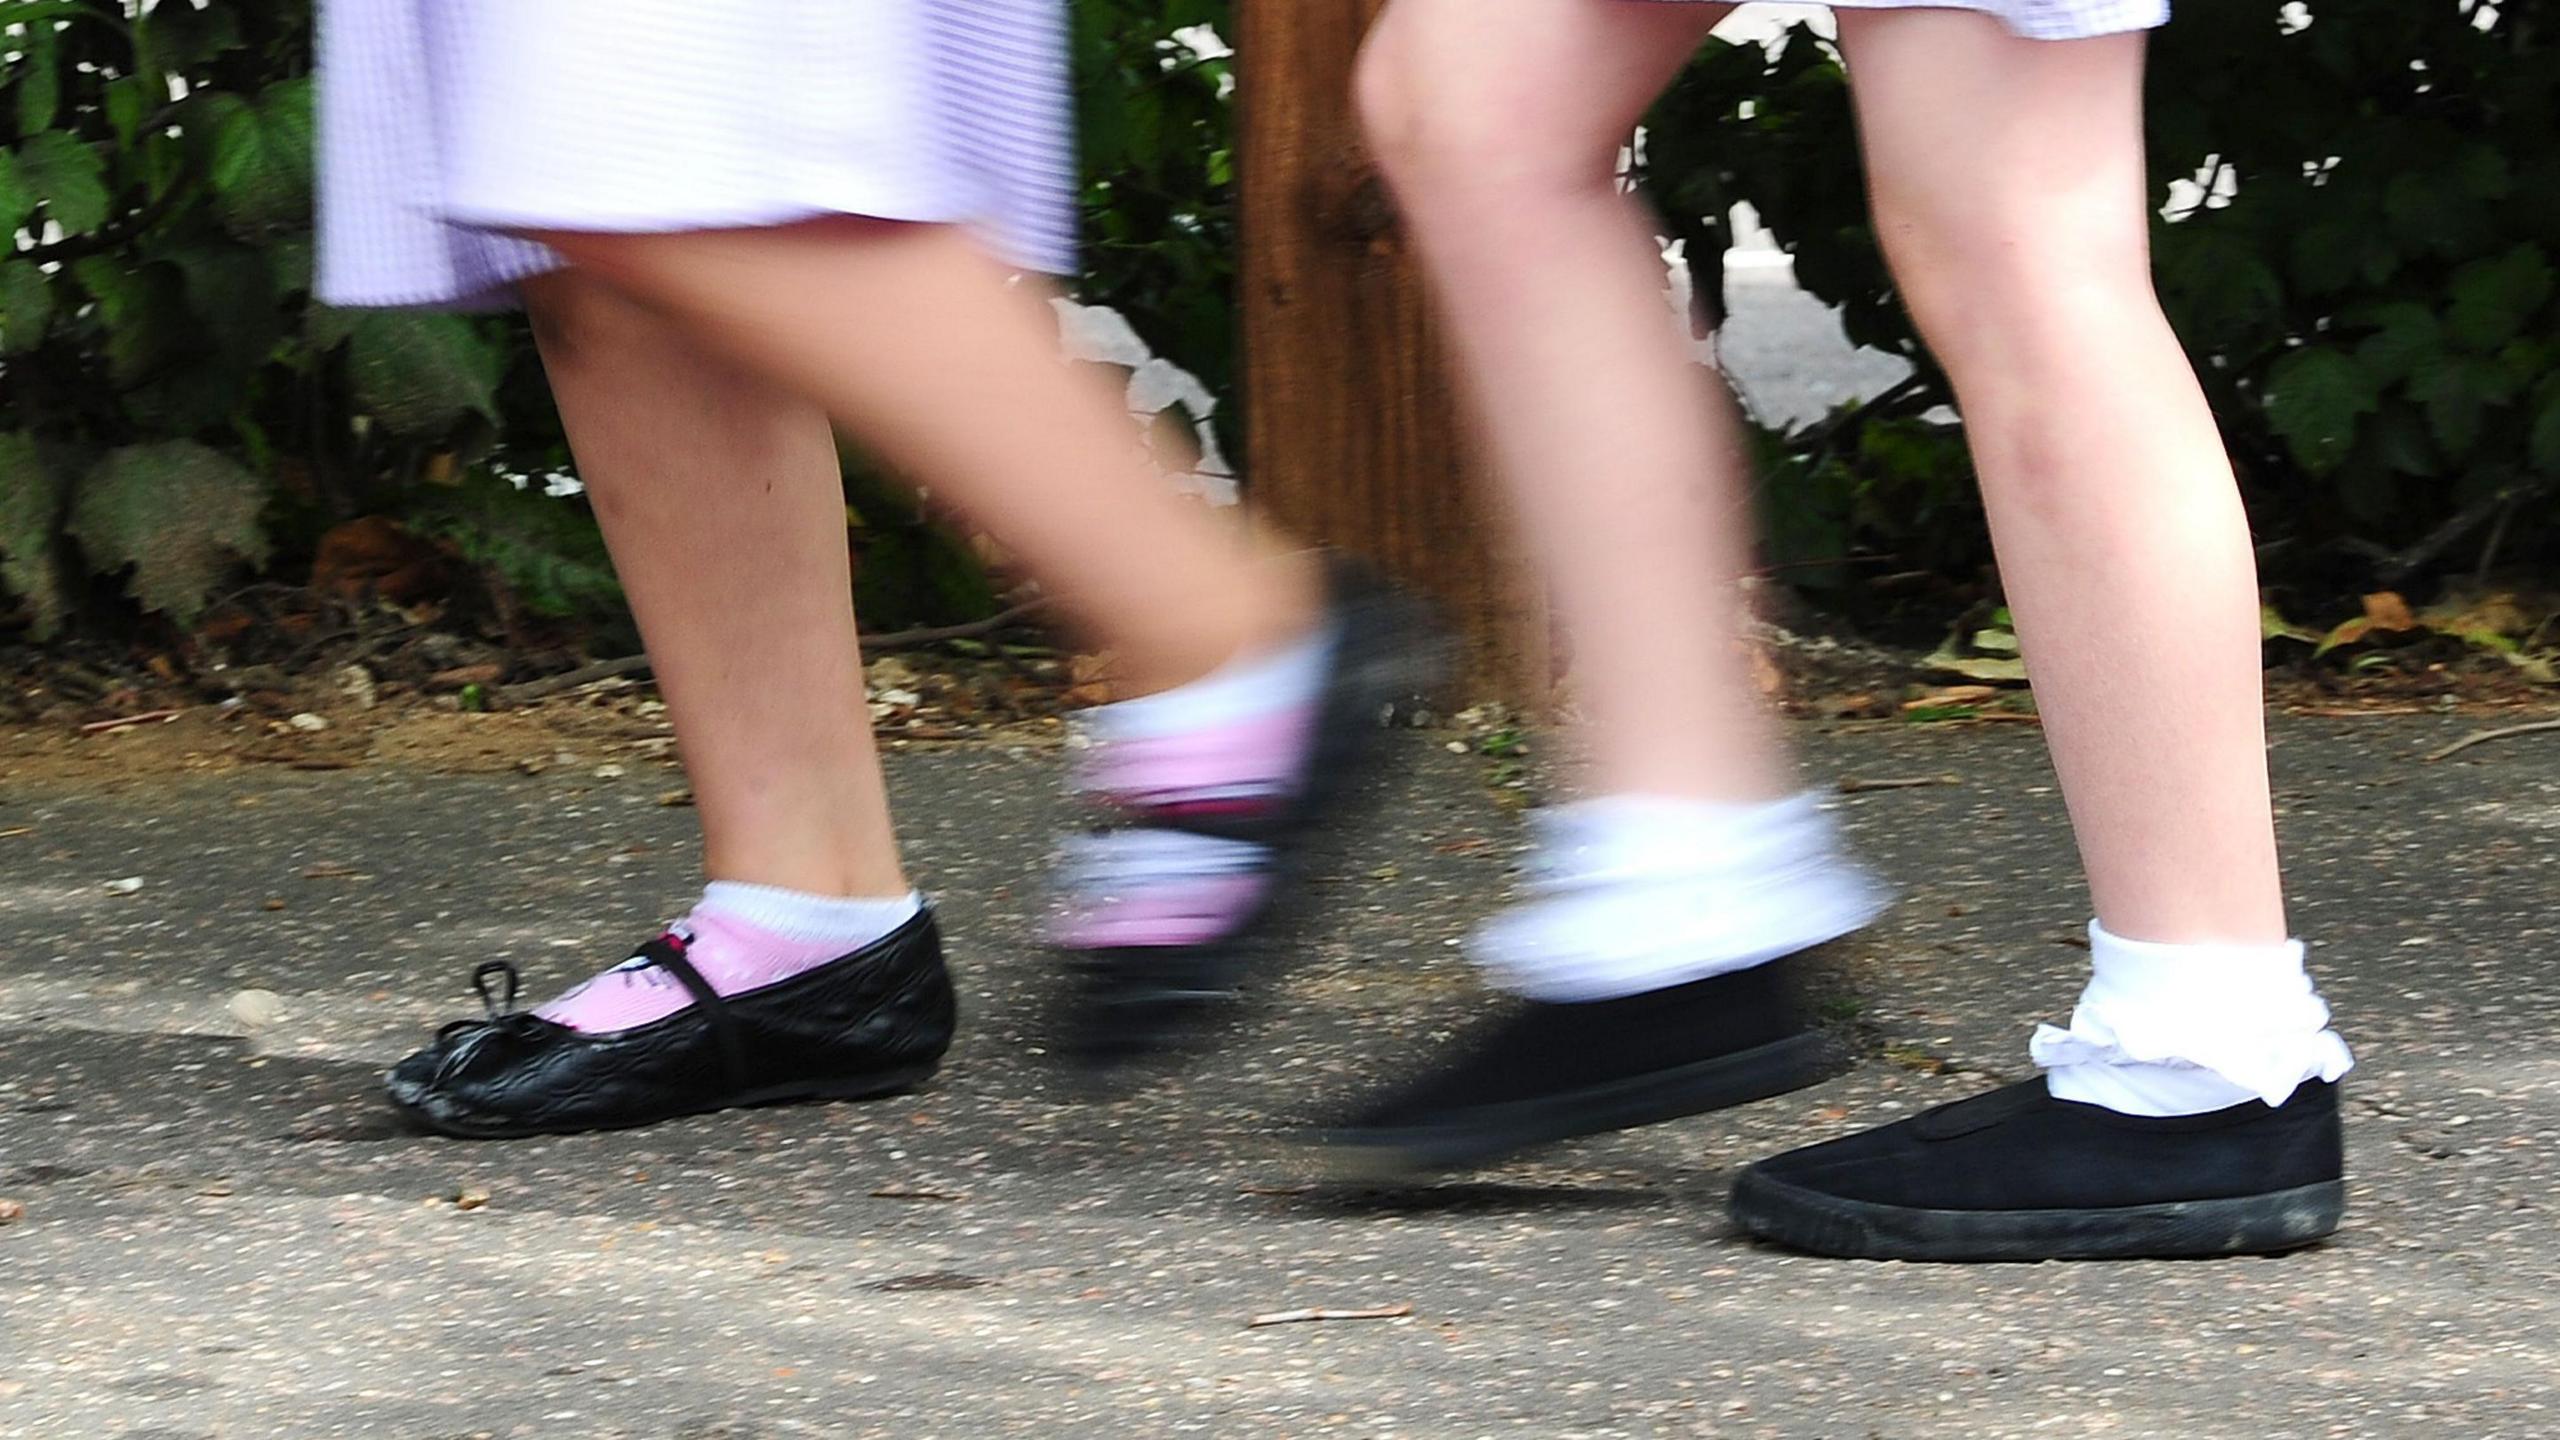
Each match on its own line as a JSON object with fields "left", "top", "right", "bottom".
{"left": 429, "top": 958, "right": 554, "bottom": 1060}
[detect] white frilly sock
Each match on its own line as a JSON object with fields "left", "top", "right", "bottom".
{"left": 1473, "top": 792, "right": 1889, "bottom": 1002}
{"left": 2033, "top": 921, "right": 2355, "bottom": 1117}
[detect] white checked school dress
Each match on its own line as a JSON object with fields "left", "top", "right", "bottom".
{"left": 1661, "top": 0, "right": 2168, "bottom": 41}
{"left": 316, "top": 0, "right": 1076, "bottom": 310}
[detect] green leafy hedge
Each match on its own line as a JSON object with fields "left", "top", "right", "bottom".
{"left": 0, "top": 0, "right": 521, "bottom": 637}
{"left": 0, "top": 0, "right": 1237, "bottom": 641}
{"left": 4, "top": 2, "right": 2550, "bottom": 644}
{"left": 1638, "top": 1, "right": 2559, "bottom": 599}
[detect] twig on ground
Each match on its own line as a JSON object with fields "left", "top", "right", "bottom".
{"left": 1837, "top": 775, "right": 1959, "bottom": 794}
{"left": 869, "top": 1187, "right": 970, "bottom": 1203}
{"left": 497, "top": 654, "right": 654, "bottom": 703}
{"left": 496, "top": 599, "right": 1053, "bottom": 704}
{"left": 78, "top": 709, "right": 183, "bottom": 735}
{"left": 1247, "top": 1303, "right": 1413, "bottom": 1329}
{"left": 0, "top": 827, "right": 33, "bottom": 840}
{"left": 861, "top": 598, "right": 1050, "bottom": 653}
{"left": 2423, "top": 719, "right": 2560, "bottom": 763}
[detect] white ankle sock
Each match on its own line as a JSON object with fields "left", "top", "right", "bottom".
{"left": 1473, "top": 792, "right": 1889, "bottom": 1001}
{"left": 2032, "top": 921, "right": 2355, "bottom": 1117}
{"left": 698, "top": 881, "right": 923, "bottom": 949}
{"left": 1081, "top": 622, "right": 1338, "bottom": 741}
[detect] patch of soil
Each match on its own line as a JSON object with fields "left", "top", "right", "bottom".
{"left": 7, "top": 590, "right": 2553, "bottom": 792}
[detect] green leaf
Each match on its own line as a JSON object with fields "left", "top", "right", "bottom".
{"left": 0, "top": 149, "right": 33, "bottom": 235}
{"left": 2160, "top": 228, "right": 2283, "bottom": 342}
{"left": 137, "top": 1, "right": 243, "bottom": 75}
{"left": 67, "top": 441, "right": 272, "bottom": 624}
{"left": 16, "top": 23, "right": 61, "bottom": 133}
{"left": 344, "top": 311, "right": 501, "bottom": 434}
{"left": 2447, "top": 245, "right": 2555, "bottom": 353}
{"left": 2289, "top": 219, "right": 2375, "bottom": 298}
{"left": 170, "top": 243, "right": 279, "bottom": 376}
{"left": 2261, "top": 604, "right": 2320, "bottom": 646}
{"left": 304, "top": 301, "right": 362, "bottom": 351}
{"left": 1922, "top": 647, "right": 2028, "bottom": 684}
{"left": 112, "top": 244, "right": 279, "bottom": 432}
{"left": 2365, "top": 403, "right": 2436, "bottom": 477}
{"left": 72, "top": 255, "right": 190, "bottom": 388}
{"left": 209, "top": 77, "right": 315, "bottom": 237}
{"left": 2264, "top": 347, "right": 2378, "bottom": 475}
{"left": 2348, "top": 302, "right": 2439, "bottom": 386}
{"left": 104, "top": 74, "right": 154, "bottom": 148}
{"left": 2384, "top": 169, "right": 2489, "bottom": 260}
{"left": 2411, "top": 352, "right": 2507, "bottom": 461}
{"left": 0, "top": 261, "right": 52, "bottom": 355}
{"left": 2531, "top": 379, "right": 2560, "bottom": 476}
{"left": 264, "top": 236, "right": 313, "bottom": 297}
{"left": 2456, "top": 145, "right": 2513, "bottom": 202}
{"left": 0, "top": 431, "right": 73, "bottom": 636}
{"left": 16, "top": 131, "right": 112, "bottom": 236}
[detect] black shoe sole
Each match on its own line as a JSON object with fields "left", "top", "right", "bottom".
{"left": 1316, "top": 1028, "right": 1846, "bottom": 1181}
{"left": 1729, "top": 1167, "right": 2347, "bottom": 1262}
{"left": 388, "top": 1061, "right": 940, "bottom": 1141}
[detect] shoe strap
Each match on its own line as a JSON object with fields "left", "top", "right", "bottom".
{"left": 634, "top": 933, "right": 748, "bottom": 1091}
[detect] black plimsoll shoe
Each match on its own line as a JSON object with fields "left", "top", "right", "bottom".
{"left": 1730, "top": 1076, "right": 2345, "bottom": 1261}
{"left": 1056, "top": 555, "right": 1440, "bottom": 1069}
{"left": 1315, "top": 951, "right": 1847, "bottom": 1179}
{"left": 387, "top": 908, "right": 955, "bottom": 1139}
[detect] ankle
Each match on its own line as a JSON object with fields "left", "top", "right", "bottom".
{"left": 1116, "top": 550, "right": 1327, "bottom": 698}
{"left": 701, "top": 843, "right": 907, "bottom": 900}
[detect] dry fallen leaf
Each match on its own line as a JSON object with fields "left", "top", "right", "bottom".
{"left": 2362, "top": 591, "right": 2417, "bottom": 631}
{"left": 1902, "top": 685, "right": 1999, "bottom": 712}
{"left": 1748, "top": 645, "right": 1785, "bottom": 698}
{"left": 428, "top": 664, "right": 505, "bottom": 692}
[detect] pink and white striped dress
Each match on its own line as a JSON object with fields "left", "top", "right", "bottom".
{"left": 317, "top": 0, "right": 1076, "bottom": 310}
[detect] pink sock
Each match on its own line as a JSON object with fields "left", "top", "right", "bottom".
{"left": 537, "top": 884, "right": 923, "bottom": 1033}
{"left": 1055, "top": 625, "right": 1334, "bottom": 949}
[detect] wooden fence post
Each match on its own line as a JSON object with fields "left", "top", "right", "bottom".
{"left": 1234, "top": 0, "right": 1549, "bottom": 710}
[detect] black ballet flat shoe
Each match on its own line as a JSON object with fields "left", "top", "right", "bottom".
{"left": 1314, "top": 951, "right": 1848, "bottom": 1180}
{"left": 1729, "top": 1076, "right": 2346, "bottom": 1262}
{"left": 387, "top": 908, "right": 956, "bottom": 1139}
{"left": 1057, "top": 555, "right": 1442, "bottom": 1070}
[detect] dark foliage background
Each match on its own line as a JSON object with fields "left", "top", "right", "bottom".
{"left": 1641, "top": 0, "right": 2557, "bottom": 626}
{"left": 1, "top": 0, "right": 2548, "bottom": 651}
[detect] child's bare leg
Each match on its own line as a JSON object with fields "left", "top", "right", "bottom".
{"left": 531, "top": 221, "right": 1322, "bottom": 697}
{"left": 522, "top": 270, "right": 906, "bottom": 900}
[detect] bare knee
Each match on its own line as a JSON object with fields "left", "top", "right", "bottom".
{"left": 1355, "top": 22, "right": 1621, "bottom": 215}
{"left": 1871, "top": 187, "right": 2161, "bottom": 376}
